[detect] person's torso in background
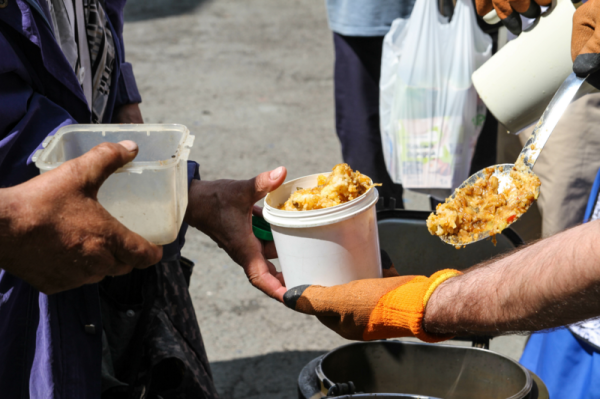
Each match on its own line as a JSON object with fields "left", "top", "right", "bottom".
{"left": 326, "top": 0, "right": 416, "bottom": 37}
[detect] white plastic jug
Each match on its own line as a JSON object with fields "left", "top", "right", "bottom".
{"left": 472, "top": 0, "right": 576, "bottom": 133}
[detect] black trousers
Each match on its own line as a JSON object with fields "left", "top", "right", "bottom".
{"left": 333, "top": 32, "right": 498, "bottom": 208}
{"left": 333, "top": 32, "right": 403, "bottom": 208}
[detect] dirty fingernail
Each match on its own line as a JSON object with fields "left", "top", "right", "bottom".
{"left": 270, "top": 166, "right": 284, "bottom": 180}
{"left": 119, "top": 140, "right": 138, "bottom": 152}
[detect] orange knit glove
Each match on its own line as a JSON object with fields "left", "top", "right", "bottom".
{"left": 475, "top": 0, "right": 551, "bottom": 36}
{"left": 572, "top": 0, "right": 600, "bottom": 77}
{"left": 283, "top": 256, "right": 461, "bottom": 343}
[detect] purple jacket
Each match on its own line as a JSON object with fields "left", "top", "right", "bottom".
{"left": 0, "top": 1, "right": 196, "bottom": 397}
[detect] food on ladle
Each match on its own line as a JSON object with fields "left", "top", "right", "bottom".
{"left": 426, "top": 164, "right": 540, "bottom": 247}
{"left": 279, "top": 163, "right": 379, "bottom": 211}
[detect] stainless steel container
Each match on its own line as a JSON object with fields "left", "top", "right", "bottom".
{"left": 302, "top": 341, "right": 547, "bottom": 399}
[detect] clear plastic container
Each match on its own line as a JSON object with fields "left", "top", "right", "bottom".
{"left": 33, "top": 124, "right": 194, "bottom": 245}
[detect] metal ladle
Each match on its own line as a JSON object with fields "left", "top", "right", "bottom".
{"left": 439, "top": 72, "right": 594, "bottom": 246}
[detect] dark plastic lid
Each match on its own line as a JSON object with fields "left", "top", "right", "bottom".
{"left": 252, "top": 215, "right": 273, "bottom": 241}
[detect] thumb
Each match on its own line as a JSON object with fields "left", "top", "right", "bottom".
{"left": 75, "top": 141, "right": 139, "bottom": 195}
{"left": 248, "top": 166, "right": 287, "bottom": 203}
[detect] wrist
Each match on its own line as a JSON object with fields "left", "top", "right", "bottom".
{"left": 364, "top": 270, "right": 461, "bottom": 343}
{"left": 111, "top": 103, "right": 143, "bottom": 124}
{"left": 184, "top": 179, "right": 214, "bottom": 230}
{"left": 422, "top": 272, "right": 461, "bottom": 336}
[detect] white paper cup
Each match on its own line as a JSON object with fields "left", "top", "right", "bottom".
{"left": 472, "top": 0, "right": 575, "bottom": 133}
{"left": 263, "top": 173, "right": 382, "bottom": 288}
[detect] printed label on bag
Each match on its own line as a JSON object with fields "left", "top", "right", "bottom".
{"left": 397, "top": 116, "right": 462, "bottom": 188}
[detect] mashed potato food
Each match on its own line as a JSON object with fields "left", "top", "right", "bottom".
{"left": 279, "top": 164, "right": 378, "bottom": 211}
{"left": 426, "top": 164, "right": 540, "bottom": 246}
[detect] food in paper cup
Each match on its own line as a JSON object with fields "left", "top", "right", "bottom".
{"left": 278, "top": 163, "right": 380, "bottom": 211}
{"left": 263, "top": 165, "right": 382, "bottom": 288}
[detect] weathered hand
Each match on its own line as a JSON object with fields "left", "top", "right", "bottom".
{"left": 475, "top": 0, "right": 550, "bottom": 36}
{"left": 111, "top": 103, "right": 144, "bottom": 124}
{"left": 184, "top": 167, "right": 287, "bottom": 301}
{"left": 0, "top": 141, "right": 163, "bottom": 294}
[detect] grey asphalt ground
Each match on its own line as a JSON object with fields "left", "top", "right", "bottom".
{"left": 122, "top": 1, "right": 528, "bottom": 397}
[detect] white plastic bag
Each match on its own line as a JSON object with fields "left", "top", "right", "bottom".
{"left": 380, "top": 0, "right": 492, "bottom": 190}
{"left": 379, "top": 18, "right": 409, "bottom": 159}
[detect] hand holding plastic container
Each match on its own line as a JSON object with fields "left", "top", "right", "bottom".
{"left": 33, "top": 124, "right": 194, "bottom": 245}
{"left": 262, "top": 172, "right": 382, "bottom": 288}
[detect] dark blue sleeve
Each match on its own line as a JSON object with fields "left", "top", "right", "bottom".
{"left": 115, "top": 62, "right": 142, "bottom": 106}
{"left": 104, "top": 0, "right": 142, "bottom": 106}
{"left": 0, "top": 33, "right": 77, "bottom": 188}
{"left": 160, "top": 161, "right": 200, "bottom": 260}
{"left": 188, "top": 160, "right": 201, "bottom": 182}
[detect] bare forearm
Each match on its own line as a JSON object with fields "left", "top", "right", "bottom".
{"left": 424, "top": 220, "right": 600, "bottom": 335}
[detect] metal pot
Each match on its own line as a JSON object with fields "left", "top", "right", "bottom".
{"left": 298, "top": 341, "right": 548, "bottom": 399}
{"left": 376, "top": 209, "right": 523, "bottom": 277}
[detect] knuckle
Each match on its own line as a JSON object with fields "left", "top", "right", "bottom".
{"left": 61, "top": 231, "right": 87, "bottom": 254}
{"left": 78, "top": 236, "right": 110, "bottom": 274}
{"left": 115, "top": 265, "right": 134, "bottom": 276}
{"left": 249, "top": 275, "right": 259, "bottom": 287}
{"left": 247, "top": 272, "right": 260, "bottom": 287}
{"left": 114, "top": 233, "right": 161, "bottom": 269}
{"left": 86, "top": 274, "right": 106, "bottom": 285}
{"left": 37, "top": 282, "right": 53, "bottom": 295}
{"left": 80, "top": 260, "right": 98, "bottom": 280}
{"left": 83, "top": 234, "right": 106, "bottom": 253}
{"left": 122, "top": 243, "right": 149, "bottom": 267}
{"left": 95, "top": 142, "right": 121, "bottom": 158}
{"left": 127, "top": 255, "right": 146, "bottom": 269}
{"left": 92, "top": 143, "right": 124, "bottom": 169}
{"left": 254, "top": 176, "right": 269, "bottom": 194}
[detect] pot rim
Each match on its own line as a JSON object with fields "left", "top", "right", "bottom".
{"left": 316, "top": 340, "right": 533, "bottom": 399}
